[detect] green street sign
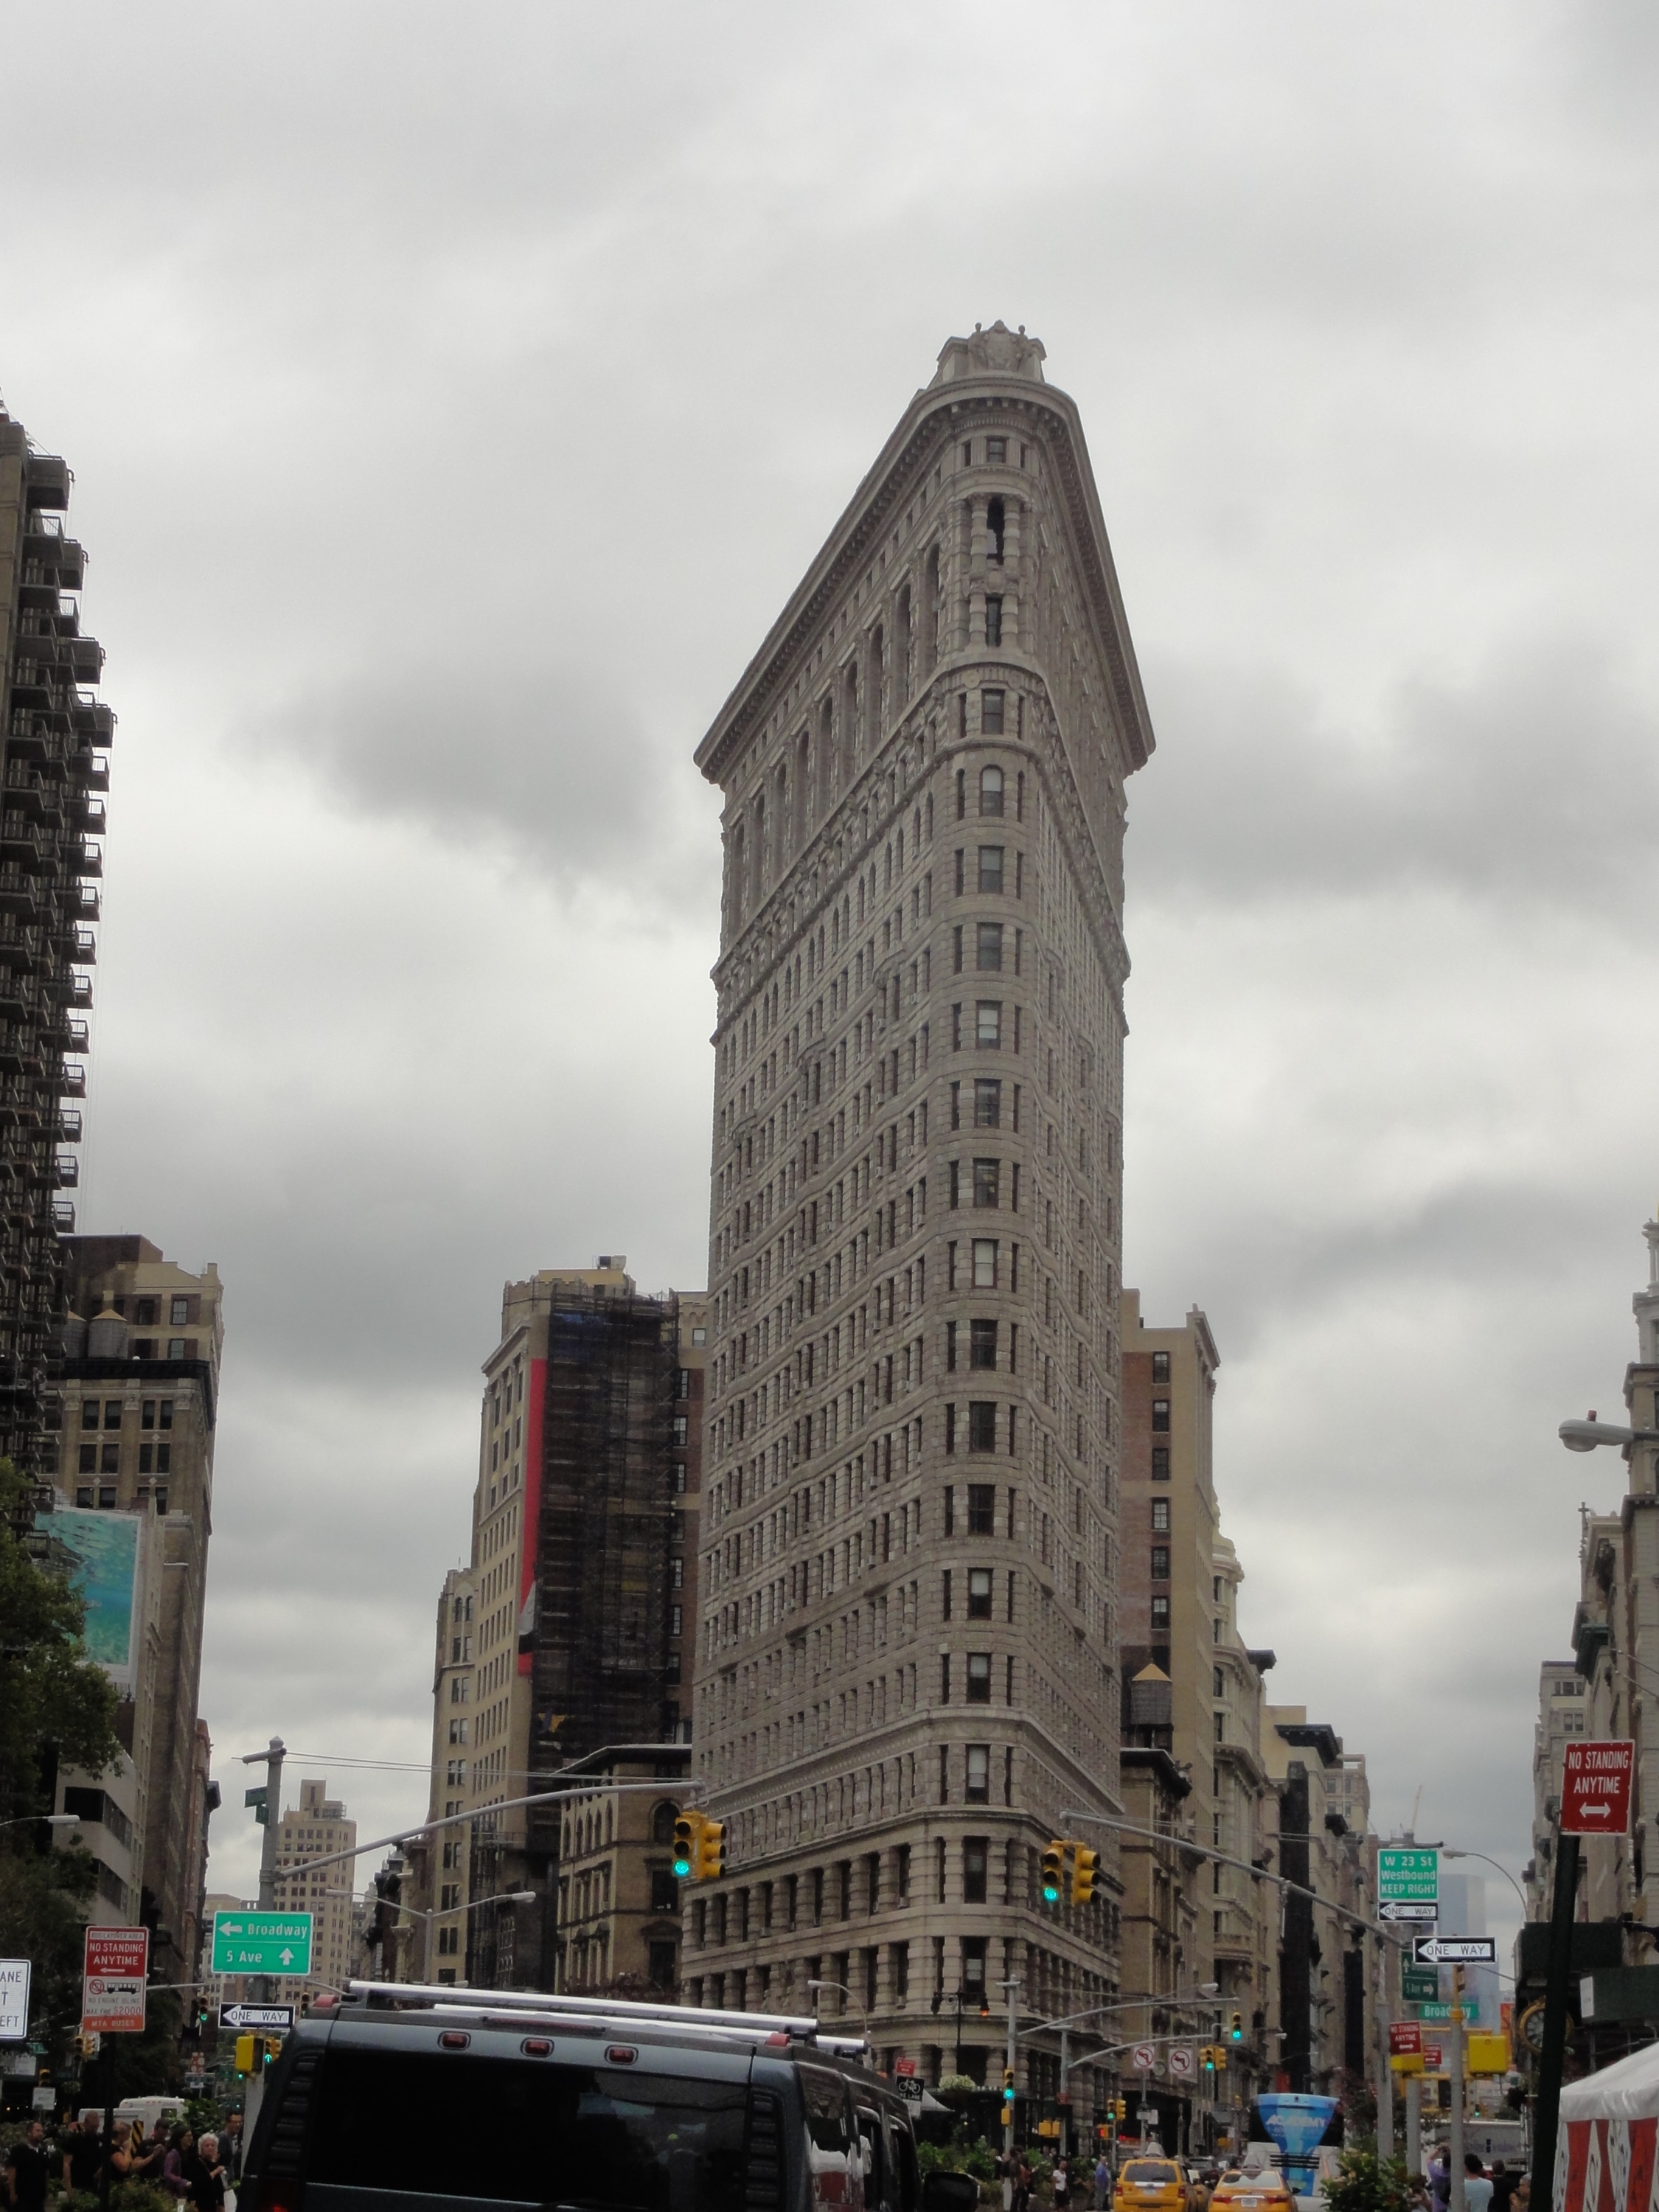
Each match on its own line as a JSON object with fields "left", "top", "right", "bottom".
{"left": 1417, "top": 2001, "right": 1484, "bottom": 2026}
{"left": 211, "top": 1911, "right": 313, "bottom": 1976}
{"left": 1379, "top": 1848, "right": 1439, "bottom": 1903}
{"left": 1402, "top": 1964, "right": 1439, "bottom": 2004}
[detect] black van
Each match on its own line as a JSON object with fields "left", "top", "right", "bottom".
{"left": 242, "top": 1981, "right": 977, "bottom": 2212}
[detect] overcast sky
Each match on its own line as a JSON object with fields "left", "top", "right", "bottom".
{"left": 5, "top": 2, "right": 1656, "bottom": 1952}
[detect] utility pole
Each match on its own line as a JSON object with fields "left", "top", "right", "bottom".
{"left": 1448, "top": 1969, "right": 1466, "bottom": 2212}
{"left": 1376, "top": 1934, "right": 1396, "bottom": 2165}
{"left": 243, "top": 1736, "right": 285, "bottom": 2143}
{"left": 1530, "top": 1830, "right": 1581, "bottom": 2212}
{"left": 1003, "top": 1977, "right": 1021, "bottom": 2162}
{"left": 1405, "top": 2070, "right": 1422, "bottom": 2183}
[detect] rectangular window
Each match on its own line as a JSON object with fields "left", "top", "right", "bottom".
{"left": 973, "top": 1078, "right": 1001, "bottom": 1127}
{"left": 156, "top": 1443, "right": 170, "bottom": 1473}
{"left": 1151, "top": 1547, "right": 1170, "bottom": 1579}
{"left": 159, "top": 1402, "right": 173, "bottom": 1430}
{"left": 975, "top": 1001, "right": 1001, "bottom": 1048}
{"left": 967, "top": 1483, "right": 996, "bottom": 1534}
{"left": 1214, "top": 1666, "right": 1225, "bottom": 1697}
{"left": 140, "top": 1399, "right": 156, "bottom": 1430}
{"left": 1151, "top": 1596, "right": 1170, "bottom": 1630}
{"left": 986, "top": 437, "right": 1006, "bottom": 464}
{"left": 1152, "top": 1350, "right": 1171, "bottom": 1382}
{"left": 1152, "top": 1447, "right": 1171, "bottom": 1481}
{"left": 1151, "top": 1499, "right": 1170, "bottom": 1532}
{"left": 963, "top": 1839, "right": 989, "bottom": 1904}
{"left": 940, "top": 1655, "right": 951, "bottom": 1704}
{"left": 968, "top": 1402, "right": 996, "bottom": 1452}
{"left": 969, "top": 1318, "right": 998, "bottom": 1369}
{"left": 134, "top": 1299, "right": 157, "bottom": 1327}
{"left": 975, "top": 921, "right": 1004, "bottom": 971}
{"left": 78, "top": 1443, "right": 95, "bottom": 1474}
{"left": 984, "top": 597, "right": 1003, "bottom": 647}
{"left": 972, "top": 1158, "right": 1000, "bottom": 1208}
{"left": 139, "top": 1443, "right": 153, "bottom": 1475}
{"left": 650, "top": 1870, "right": 679, "bottom": 1913}
{"left": 977, "top": 846, "right": 1004, "bottom": 894}
{"left": 167, "top": 1339, "right": 186, "bottom": 1360}
{"left": 942, "top": 1568, "right": 953, "bottom": 1622}
{"left": 966, "top": 1653, "right": 992, "bottom": 1704}
{"left": 1152, "top": 1399, "right": 1171, "bottom": 1433}
{"left": 981, "top": 692, "right": 1005, "bottom": 736}
{"left": 972, "top": 1239, "right": 998, "bottom": 1289}
{"left": 80, "top": 1401, "right": 98, "bottom": 1430}
{"left": 967, "top": 1568, "right": 993, "bottom": 1619}
{"left": 100, "top": 1442, "right": 119, "bottom": 1475}
{"left": 965, "top": 1745, "right": 990, "bottom": 1804}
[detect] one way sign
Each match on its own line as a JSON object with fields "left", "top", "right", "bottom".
{"left": 1379, "top": 1901, "right": 1438, "bottom": 1922}
{"left": 1413, "top": 1937, "right": 1497, "bottom": 1965}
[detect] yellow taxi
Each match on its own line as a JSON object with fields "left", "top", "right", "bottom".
{"left": 1115, "top": 2158, "right": 1194, "bottom": 2212}
{"left": 1209, "top": 2168, "right": 1295, "bottom": 2212}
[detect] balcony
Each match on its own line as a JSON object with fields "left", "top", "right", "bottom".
{"left": 61, "top": 1018, "right": 88, "bottom": 1052}
{"left": 71, "top": 927, "right": 95, "bottom": 964}
{"left": 0, "top": 917, "right": 41, "bottom": 966}
{"left": 72, "top": 888, "right": 98, "bottom": 923}
{"left": 55, "top": 1110, "right": 82, "bottom": 1143}
{"left": 72, "top": 701, "right": 114, "bottom": 745}
{"left": 51, "top": 1199, "right": 74, "bottom": 1233}
{"left": 66, "top": 639, "right": 102, "bottom": 685}
{"left": 25, "top": 456, "right": 70, "bottom": 510}
{"left": 53, "top": 1154, "right": 78, "bottom": 1189}
{"left": 59, "top": 1064, "right": 86, "bottom": 1099}
{"left": 61, "top": 978, "right": 92, "bottom": 1014}
{"left": 79, "top": 799, "right": 107, "bottom": 836}
{"left": 70, "top": 753, "right": 110, "bottom": 794}
{"left": 77, "top": 841, "right": 102, "bottom": 878}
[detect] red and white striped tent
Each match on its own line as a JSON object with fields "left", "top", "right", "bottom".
{"left": 1558, "top": 2048, "right": 1659, "bottom": 2212}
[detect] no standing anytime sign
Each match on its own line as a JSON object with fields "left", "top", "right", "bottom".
{"left": 1560, "top": 1739, "right": 1635, "bottom": 1836}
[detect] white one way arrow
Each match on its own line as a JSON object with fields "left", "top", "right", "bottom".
{"left": 278, "top": 1948, "right": 295, "bottom": 1966}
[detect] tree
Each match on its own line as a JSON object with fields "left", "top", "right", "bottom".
{"left": 0, "top": 1458, "right": 125, "bottom": 2059}
{"left": 1322, "top": 2149, "right": 1414, "bottom": 2212}
{"left": 0, "top": 1458, "right": 122, "bottom": 1818}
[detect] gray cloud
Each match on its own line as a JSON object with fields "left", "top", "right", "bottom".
{"left": 1131, "top": 639, "right": 1659, "bottom": 914}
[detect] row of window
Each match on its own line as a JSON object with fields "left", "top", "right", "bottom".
{"left": 74, "top": 1484, "right": 167, "bottom": 1512}
{"left": 80, "top": 1396, "right": 175, "bottom": 1430}
{"left": 76, "top": 1440, "right": 172, "bottom": 1474}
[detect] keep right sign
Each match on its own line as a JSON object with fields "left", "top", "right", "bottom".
{"left": 1560, "top": 1739, "right": 1635, "bottom": 1835}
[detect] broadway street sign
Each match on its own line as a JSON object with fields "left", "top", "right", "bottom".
{"left": 1412, "top": 1936, "right": 1497, "bottom": 1965}
{"left": 211, "top": 1911, "right": 313, "bottom": 1977}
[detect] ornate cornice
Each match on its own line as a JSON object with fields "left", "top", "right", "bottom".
{"left": 695, "top": 366, "right": 1155, "bottom": 790}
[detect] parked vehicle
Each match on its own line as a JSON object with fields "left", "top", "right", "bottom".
{"left": 1116, "top": 2156, "right": 1200, "bottom": 2212}
{"left": 241, "top": 1978, "right": 962, "bottom": 2212}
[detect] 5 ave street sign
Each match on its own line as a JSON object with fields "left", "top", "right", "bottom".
{"left": 211, "top": 1911, "right": 314, "bottom": 1977}
{"left": 1412, "top": 1936, "right": 1498, "bottom": 1965}
{"left": 220, "top": 2003, "right": 296, "bottom": 2031}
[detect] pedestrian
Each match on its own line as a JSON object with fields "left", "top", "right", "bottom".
{"left": 998, "top": 2149, "right": 1014, "bottom": 2212}
{"left": 60, "top": 2117, "right": 102, "bottom": 2197}
{"left": 1489, "top": 2163, "right": 1517, "bottom": 2212}
{"left": 1428, "top": 2150, "right": 1452, "bottom": 2212}
{"left": 223, "top": 2115, "right": 243, "bottom": 2184}
{"left": 1406, "top": 2177, "right": 1430, "bottom": 2212}
{"left": 1015, "top": 2154, "right": 1033, "bottom": 2212}
{"left": 187, "top": 2135, "right": 224, "bottom": 2212}
{"left": 1463, "top": 2154, "right": 1493, "bottom": 2212}
{"left": 162, "top": 2127, "right": 197, "bottom": 2203}
{"left": 1512, "top": 2180, "right": 1531, "bottom": 2212}
{"left": 1096, "top": 2154, "right": 1112, "bottom": 2211}
{"left": 1054, "top": 2156, "right": 1072, "bottom": 2208}
{"left": 6, "top": 2120, "right": 50, "bottom": 2212}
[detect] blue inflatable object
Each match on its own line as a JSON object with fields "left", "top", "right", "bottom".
{"left": 1256, "top": 2096, "right": 1340, "bottom": 2191}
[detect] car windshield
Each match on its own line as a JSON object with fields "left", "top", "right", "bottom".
{"left": 1124, "top": 2165, "right": 1180, "bottom": 2184}
{"left": 305, "top": 2046, "right": 749, "bottom": 2211}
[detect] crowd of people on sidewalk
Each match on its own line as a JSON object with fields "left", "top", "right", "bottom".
{"left": 4, "top": 2112, "right": 243, "bottom": 2212}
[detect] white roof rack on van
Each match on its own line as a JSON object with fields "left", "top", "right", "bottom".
{"left": 342, "top": 1980, "right": 869, "bottom": 2062}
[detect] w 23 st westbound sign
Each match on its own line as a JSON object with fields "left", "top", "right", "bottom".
{"left": 1559, "top": 1740, "right": 1635, "bottom": 1835}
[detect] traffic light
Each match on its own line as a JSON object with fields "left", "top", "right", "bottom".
{"left": 1041, "top": 1840, "right": 1065, "bottom": 1903}
{"left": 697, "top": 1818, "right": 726, "bottom": 1881}
{"left": 1201, "top": 2045, "right": 1217, "bottom": 2076}
{"left": 1002, "top": 2066, "right": 1016, "bottom": 2111}
{"left": 1229, "top": 2011, "right": 1244, "bottom": 2043}
{"left": 672, "top": 1810, "right": 703, "bottom": 1879}
{"left": 1115, "top": 2098, "right": 1128, "bottom": 2124}
{"left": 193, "top": 1998, "right": 211, "bottom": 2035}
{"left": 234, "top": 2035, "right": 254, "bottom": 2076}
{"left": 1071, "top": 1846, "right": 1099, "bottom": 1906}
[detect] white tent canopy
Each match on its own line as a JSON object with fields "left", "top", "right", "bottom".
{"left": 1561, "top": 2042, "right": 1659, "bottom": 2122}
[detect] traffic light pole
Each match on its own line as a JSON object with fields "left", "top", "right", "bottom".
{"left": 1531, "top": 1831, "right": 1580, "bottom": 2212}
{"left": 243, "top": 1737, "right": 285, "bottom": 2146}
{"left": 1004, "top": 1979, "right": 1021, "bottom": 2157}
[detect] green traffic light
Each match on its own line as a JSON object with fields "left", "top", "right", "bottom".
{"left": 672, "top": 1854, "right": 691, "bottom": 1877}
{"left": 1042, "top": 1882, "right": 1059, "bottom": 1902}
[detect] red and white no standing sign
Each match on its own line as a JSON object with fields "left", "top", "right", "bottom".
{"left": 1560, "top": 1740, "right": 1635, "bottom": 1836}
{"left": 82, "top": 1926, "right": 148, "bottom": 2034}
{"left": 1389, "top": 2023, "right": 1422, "bottom": 2058}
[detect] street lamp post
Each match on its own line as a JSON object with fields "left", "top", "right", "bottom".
{"left": 0, "top": 1812, "right": 79, "bottom": 1832}
{"left": 377, "top": 1886, "right": 537, "bottom": 1983}
{"left": 807, "top": 1978, "right": 870, "bottom": 2047}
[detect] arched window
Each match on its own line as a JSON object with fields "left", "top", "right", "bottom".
{"left": 651, "top": 1801, "right": 678, "bottom": 1848}
{"left": 979, "top": 766, "right": 1004, "bottom": 818}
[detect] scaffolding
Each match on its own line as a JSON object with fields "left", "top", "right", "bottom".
{"left": 533, "top": 1285, "right": 676, "bottom": 1769}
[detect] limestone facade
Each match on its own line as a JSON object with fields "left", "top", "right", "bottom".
{"left": 687, "top": 324, "right": 1155, "bottom": 2121}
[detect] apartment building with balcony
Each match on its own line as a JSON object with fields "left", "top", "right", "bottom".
{"left": 0, "top": 409, "right": 111, "bottom": 1475}
{"left": 687, "top": 325, "right": 1152, "bottom": 2130}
